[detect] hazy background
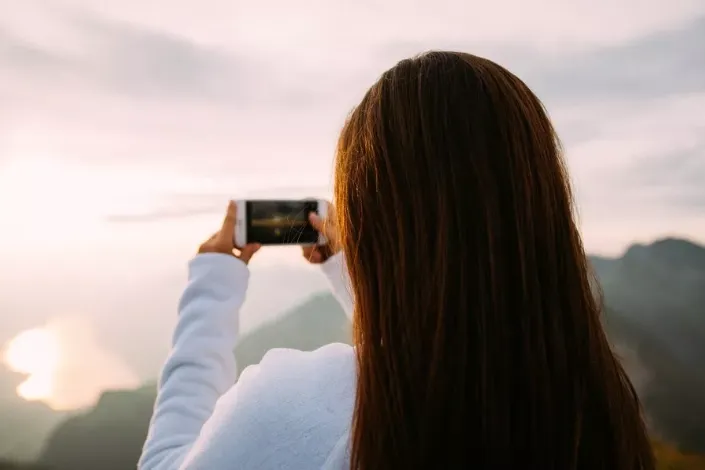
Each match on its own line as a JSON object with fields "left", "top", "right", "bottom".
{"left": 0, "top": 0, "right": 704, "bottom": 464}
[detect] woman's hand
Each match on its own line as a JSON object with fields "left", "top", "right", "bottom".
{"left": 199, "top": 201, "right": 261, "bottom": 264}
{"left": 302, "top": 204, "right": 341, "bottom": 264}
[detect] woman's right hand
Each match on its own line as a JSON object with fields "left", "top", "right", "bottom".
{"left": 302, "top": 205, "right": 341, "bottom": 264}
{"left": 198, "top": 201, "right": 261, "bottom": 264}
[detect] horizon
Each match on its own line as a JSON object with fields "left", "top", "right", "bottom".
{"left": 1, "top": 0, "right": 704, "bottom": 413}
{"left": 2, "top": 234, "right": 703, "bottom": 413}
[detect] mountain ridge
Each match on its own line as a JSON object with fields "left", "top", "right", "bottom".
{"left": 1, "top": 236, "right": 702, "bottom": 468}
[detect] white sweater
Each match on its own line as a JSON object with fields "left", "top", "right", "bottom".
{"left": 138, "top": 252, "right": 356, "bottom": 470}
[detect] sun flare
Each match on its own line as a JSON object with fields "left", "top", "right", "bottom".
{"left": 1, "top": 318, "right": 142, "bottom": 411}
{"left": 3, "top": 328, "right": 60, "bottom": 403}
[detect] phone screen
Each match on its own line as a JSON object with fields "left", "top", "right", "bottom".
{"left": 246, "top": 200, "right": 319, "bottom": 245}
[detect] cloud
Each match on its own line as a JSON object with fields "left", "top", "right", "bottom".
{"left": 619, "top": 142, "right": 705, "bottom": 209}
{"left": 0, "top": 0, "right": 703, "bottom": 255}
{"left": 0, "top": 16, "right": 268, "bottom": 106}
{"left": 560, "top": 92, "right": 705, "bottom": 195}
{"left": 632, "top": 144, "right": 705, "bottom": 187}
{"left": 30, "top": 0, "right": 705, "bottom": 51}
{"left": 106, "top": 207, "right": 220, "bottom": 223}
{"left": 0, "top": 29, "right": 67, "bottom": 72}
{"left": 523, "top": 17, "right": 705, "bottom": 105}
{"left": 105, "top": 186, "right": 333, "bottom": 223}
{"left": 3, "top": 2, "right": 704, "bottom": 111}
{"left": 70, "top": 15, "right": 254, "bottom": 104}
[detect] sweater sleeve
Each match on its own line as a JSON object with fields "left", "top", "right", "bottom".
{"left": 320, "top": 252, "right": 354, "bottom": 320}
{"left": 138, "top": 253, "right": 249, "bottom": 470}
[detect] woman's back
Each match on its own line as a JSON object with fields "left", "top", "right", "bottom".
{"left": 335, "top": 51, "right": 655, "bottom": 469}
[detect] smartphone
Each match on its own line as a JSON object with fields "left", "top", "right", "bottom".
{"left": 233, "top": 199, "right": 329, "bottom": 247}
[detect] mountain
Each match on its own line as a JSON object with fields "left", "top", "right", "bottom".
{"left": 0, "top": 461, "right": 49, "bottom": 470}
{"left": 235, "top": 293, "right": 351, "bottom": 367}
{"left": 0, "top": 369, "right": 66, "bottom": 461}
{"left": 21, "top": 237, "right": 705, "bottom": 469}
{"left": 38, "top": 385, "right": 156, "bottom": 470}
{"left": 653, "top": 440, "right": 705, "bottom": 470}
{"left": 594, "top": 239, "right": 705, "bottom": 371}
{"left": 590, "top": 238, "right": 705, "bottom": 453}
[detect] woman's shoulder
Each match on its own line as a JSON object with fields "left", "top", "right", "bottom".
{"left": 194, "top": 343, "right": 355, "bottom": 468}
{"left": 236, "top": 342, "right": 356, "bottom": 411}
{"left": 257, "top": 342, "right": 355, "bottom": 377}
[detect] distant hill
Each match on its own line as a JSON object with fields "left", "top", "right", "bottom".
{"left": 19, "top": 237, "right": 705, "bottom": 469}
{"left": 235, "top": 293, "right": 351, "bottom": 367}
{"left": 0, "top": 369, "right": 66, "bottom": 461}
{"left": 39, "top": 385, "right": 157, "bottom": 470}
{"left": 590, "top": 238, "right": 705, "bottom": 453}
{"left": 652, "top": 439, "right": 705, "bottom": 470}
{"left": 0, "top": 461, "right": 49, "bottom": 470}
{"left": 592, "top": 238, "right": 705, "bottom": 371}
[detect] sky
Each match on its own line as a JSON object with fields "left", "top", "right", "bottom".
{"left": 0, "top": 0, "right": 704, "bottom": 410}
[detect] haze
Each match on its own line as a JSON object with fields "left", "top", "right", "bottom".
{"left": 1, "top": 0, "right": 704, "bottom": 410}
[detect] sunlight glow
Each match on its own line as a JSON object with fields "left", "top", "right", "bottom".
{"left": 1, "top": 317, "right": 142, "bottom": 411}
{"left": 3, "top": 328, "right": 60, "bottom": 403}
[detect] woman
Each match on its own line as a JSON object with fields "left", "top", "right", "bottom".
{"left": 139, "top": 51, "right": 655, "bottom": 469}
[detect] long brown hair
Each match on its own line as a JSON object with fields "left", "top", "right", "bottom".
{"left": 333, "top": 51, "right": 654, "bottom": 470}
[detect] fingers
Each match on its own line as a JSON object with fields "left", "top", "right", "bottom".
{"left": 238, "top": 243, "right": 261, "bottom": 264}
{"left": 219, "top": 201, "right": 237, "bottom": 243}
{"left": 309, "top": 212, "right": 324, "bottom": 232}
{"left": 309, "top": 213, "right": 333, "bottom": 242}
{"left": 198, "top": 202, "right": 261, "bottom": 263}
{"left": 302, "top": 244, "right": 330, "bottom": 263}
{"left": 309, "top": 206, "right": 336, "bottom": 240}
{"left": 308, "top": 250, "right": 323, "bottom": 263}
{"left": 302, "top": 245, "right": 323, "bottom": 264}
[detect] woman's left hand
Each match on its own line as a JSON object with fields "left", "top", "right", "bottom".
{"left": 301, "top": 204, "right": 340, "bottom": 264}
{"left": 198, "top": 201, "right": 261, "bottom": 264}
